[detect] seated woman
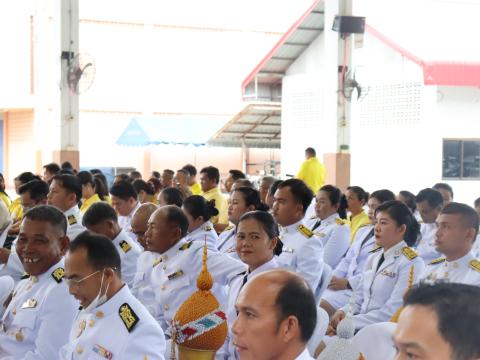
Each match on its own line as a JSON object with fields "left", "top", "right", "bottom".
{"left": 132, "top": 179, "right": 156, "bottom": 204}
{"left": 218, "top": 187, "right": 269, "bottom": 255}
{"left": 306, "top": 185, "right": 350, "bottom": 269}
{"left": 326, "top": 200, "right": 425, "bottom": 334}
{"left": 77, "top": 171, "right": 104, "bottom": 213}
{"left": 158, "top": 187, "right": 184, "bottom": 207}
{"left": 320, "top": 189, "right": 396, "bottom": 316}
{"left": 222, "top": 210, "right": 281, "bottom": 359}
{"left": 346, "top": 186, "right": 370, "bottom": 243}
{"left": 182, "top": 195, "right": 219, "bottom": 250}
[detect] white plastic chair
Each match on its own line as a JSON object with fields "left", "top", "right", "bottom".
{"left": 352, "top": 322, "right": 397, "bottom": 360}
{"left": 315, "top": 263, "right": 333, "bottom": 302}
{"left": 307, "top": 306, "right": 329, "bottom": 357}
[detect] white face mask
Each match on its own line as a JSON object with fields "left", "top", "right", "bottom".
{"left": 84, "top": 270, "right": 111, "bottom": 313}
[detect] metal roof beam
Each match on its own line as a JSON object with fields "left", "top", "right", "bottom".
{"left": 284, "top": 41, "right": 310, "bottom": 46}
{"left": 234, "top": 122, "right": 279, "bottom": 126}
{"left": 297, "top": 26, "right": 324, "bottom": 31}
{"left": 271, "top": 56, "right": 297, "bottom": 61}
{"left": 311, "top": 10, "right": 325, "bottom": 14}
{"left": 222, "top": 131, "right": 277, "bottom": 136}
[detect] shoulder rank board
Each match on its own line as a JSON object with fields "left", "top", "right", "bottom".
{"left": 401, "top": 247, "right": 418, "bottom": 260}
{"left": 179, "top": 241, "right": 193, "bottom": 251}
{"left": 223, "top": 225, "right": 235, "bottom": 232}
{"left": 429, "top": 257, "right": 446, "bottom": 265}
{"left": 369, "top": 246, "right": 382, "bottom": 253}
{"left": 203, "top": 225, "right": 213, "bottom": 232}
{"left": 335, "top": 218, "right": 347, "bottom": 225}
{"left": 67, "top": 215, "right": 77, "bottom": 226}
{"left": 20, "top": 273, "right": 30, "bottom": 280}
{"left": 119, "top": 240, "right": 132, "bottom": 253}
{"left": 119, "top": 303, "right": 139, "bottom": 332}
{"left": 52, "top": 268, "right": 65, "bottom": 283}
{"left": 297, "top": 225, "right": 313, "bottom": 238}
{"left": 469, "top": 259, "right": 480, "bottom": 272}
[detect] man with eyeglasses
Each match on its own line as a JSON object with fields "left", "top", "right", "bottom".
{"left": 60, "top": 231, "right": 166, "bottom": 360}
{"left": 0, "top": 205, "right": 78, "bottom": 359}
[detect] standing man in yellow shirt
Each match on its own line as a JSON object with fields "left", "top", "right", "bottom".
{"left": 182, "top": 164, "right": 202, "bottom": 195}
{"left": 296, "top": 147, "right": 326, "bottom": 194}
{"left": 199, "top": 166, "right": 229, "bottom": 231}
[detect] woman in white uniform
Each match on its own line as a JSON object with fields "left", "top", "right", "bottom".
{"left": 306, "top": 185, "right": 350, "bottom": 269}
{"left": 182, "top": 195, "right": 219, "bottom": 250}
{"left": 320, "top": 189, "right": 396, "bottom": 316}
{"left": 218, "top": 187, "right": 269, "bottom": 255}
{"left": 327, "top": 200, "right": 425, "bottom": 333}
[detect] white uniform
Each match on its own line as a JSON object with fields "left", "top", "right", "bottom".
{"left": 420, "top": 251, "right": 480, "bottom": 285}
{"left": 58, "top": 285, "right": 166, "bottom": 360}
{"left": 295, "top": 348, "right": 315, "bottom": 360}
{"left": 0, "top": 260, "right": 78, "bottom": 359}
{"left": 415, "top": 222, "right": 441, "bottom": 263}
{"left": 118, "top": 201, "right": 140, "bottom": 242}
{"left": 131, "top": 251, "right": 161, "bottom": 314}
{"left": 473, "top": 234, "right": 480, "bottom": 258}
{"left": 322, "top": 226, "right": 375, "bottom": 310}
{"left": 306, "top": 213, "right": 350, "bottom": 269}
{"left": 112, "top": 230, "right": 141, "bottom": 288}
{"left": 341, "top": 241, "right": 425, "bottom": 331}
{"left": 64, "top": 206, "right": 85, "bottom": 241}
{"left": 276, "top": 220, "right": 325, "bottom": 293}
{"left": 220, "top": 258, "right": 279, "bottom": 360}
{"left": 185, "top": 221, "right": 219, "bottom": 250}
{"left": 217, "top": 225, "right": 237, "bottom": 254}
{"left": 148, "top": 239, "right": 246, "bottom": 334}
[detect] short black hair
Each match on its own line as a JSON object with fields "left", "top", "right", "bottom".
{"left": 233, "top": 187, "right": 268, "bottom": 211}
{"left": 132, "top": 179, "right": 155, "bottom": 196}
{"left": 475, "top": 197, "right": 480, "bottom": 208}
{"left": 151, "top": 171, "right": 161, "bottom": 179}
{"left": 233, "top": 179, "right": 254, "bottom": 189}
{"left": 115, "top": 173, "right": 130, "bottom": 182}
{"left": 69, "top": 231, "right": 121, "bottom": 276}
{"left": 83, "top": 202, "right": 118, "bottom": 226}
{"left": 275, "top": 274, "right": 317, "bottom": 342}
{"left": 305, "top": 147, "right": 316, "bottom": 156}
{"left": 52, "top": 174, "right": 82, "bottom": 203}
{"left": 77, "top": 171, "right": 95, "bottom": 187}
{"left": 268, "top": 180, "right": 283, "bottom": 197}
{"left": 89, "top": 169, "right": 102, "bottom": 175}
{"left": 61, "top": 161, "right": 73, "bottom": 170}
{"left": 43, "top": 163, "right": 61, "bottom": 174}
{"left": 183, "top": 195, "right": 218, "bottom": 221}
{"left": 398, "top": 190, "right": 417, "bottom": 213}
{"left": 23, "top": 205, "right": 67, "bottom": 236}
{"left": 163, "top": 169, "right": 174, "bottom": 176}
{"left": 404, "top": 283, "right": 480, "bottom": 360}
{"left": 15, "top": 172, "right": 40, "bottom": 184}
{"left": 370, "top": 189, "right": 396, "bottom": 204}
{"left": 433, "top": 183, "right": 454, "bottom": 199}
{"left": 18, "top": 180, "right": 50, "bottom": 202}
{"left": 416, "top": 188, "right": 444, "bottom": 209}
{"left": 277, "top": 179, "right": 313, "bottom": 215}
{"left": 200, "top": 166, "right": 220, "bottom": 184}
{"left": 182, "top": 164, "right": 197, "bottom": 177}
{"left": 319, "top": 185, "right": 348, "bottom": 219}
{"left": 440, "top": 202, "right": 479, "bottom": 238}
{"left": 239, "top": 210, "right": 281, "bottom": 255}
{"left": 163, "top": 205, "right": 189, "bottom": 238}
{"left": 346, "top": 186, "right": 369, "bottom": 204}
{"left": 110, "top": 181, "right": 137, "bottom": 201}
{"left": 375, "top": 200, "right": 420, "bottom": 246}
{"left": 229, "top": 169, "right": 246, "bottom": 181}
{"left": 129, "top": 170, "right": 142, "bottom": 180}
{"left": 160, "top": 187, "right": 184, "bottom": 207}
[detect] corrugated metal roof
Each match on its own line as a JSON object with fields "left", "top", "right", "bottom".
{"left": 242, "top": 0, "right": 324, "bottom": 95}
{"left": 208, "top": 102, "right": 281, "bottom": 148}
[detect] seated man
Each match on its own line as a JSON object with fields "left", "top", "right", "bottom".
{"left": 60, "top": 231, "right": 166, "bottom": 359}
{"left": 82, "top": 202, "right": 141, "bottom": 288}
{"left": 143, "top": 205, "right": 245, "bottom": 333}
{"left": 109, "top": 181, "right": 140, "bottom": 241}
{"left": 0, "top": 205, "right": 78, "bottom": 359}
{"left": 394, "top": 283, "right": 480, "bottom": 360}
{"left": 232, "top": 269, "right": 317, "bottom": 360}
{"left": 421, "top": 202, "right": 480, "bottom": 285}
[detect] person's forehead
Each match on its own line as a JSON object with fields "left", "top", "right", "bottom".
{"left": 437, "top": 213, "right": 462, "bottom": 225}
{"left": 65, "top": 248, "right": 92, "bottom": 275}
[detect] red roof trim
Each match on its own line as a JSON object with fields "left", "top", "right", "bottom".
{"left": 241, "top": 0, "right": 322, "bottom": 94}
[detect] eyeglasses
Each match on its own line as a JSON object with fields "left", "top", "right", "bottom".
{"left": 64, "top": 270, "right": 101, "bottom": 288}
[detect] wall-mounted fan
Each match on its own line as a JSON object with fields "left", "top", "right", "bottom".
{"left": 342, "top": 68, "right": 369, "bottom": 102}
{"left": 65, "top": 53, "right": 96, "bottom": 95}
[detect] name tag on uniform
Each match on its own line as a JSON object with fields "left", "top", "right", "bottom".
{"left": 283, "top": 247, "right": 295, "bottom": 253}
{"left": 380, "top": 270, "right": 396, "bottom": 278}
{"left": 21, "top": 298, "right": 37, "bottom": 309}
{"left": 315, "top": 232, "right": 326, "bottom": 238}
{"left": 92, "top": 344, "right": 113, "bottom": 359}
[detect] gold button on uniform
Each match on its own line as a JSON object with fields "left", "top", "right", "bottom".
{"left": 89, "top": 319, "right": 95, "bottom": 327}
{"left": 95, "top": 311, "right": 104, "bottom": 318}
{"left": 164, "top": 305, "right": 169, "bottom": 311}
{"left": 76, "top": 346, "right": 84, "bottom": 354}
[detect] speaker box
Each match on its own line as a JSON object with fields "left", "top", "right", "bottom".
{"left": 332, "top": 16, "right": 366, "bottom": 34}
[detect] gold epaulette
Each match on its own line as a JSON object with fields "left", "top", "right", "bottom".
{"left": 119, "top": 240, "right": 132, "bottom": 253}
{"left": 369, "top": 246, "right": 382, "bottom": 253}
{"left": 67, "top": 215, "right": 77, "bottom": 226}
{"left": 223, "top": 225, "right": 235, "bottom": 232}
{"left": 119, "top": 303, "right": 139, "bottom": 332}
{"left": 469, "top": 259, "right": 480, "bottom": 272}
{"left": 401, "top": 247, "right": 418, "bottom": 261}
{"left": 428, "top": 257, "right": 446, "bottom": 265}
{"left": 179, "top": 241, "right": 193, "bottom": 251}
{"left": 335, "top": 218, "right": 348, "bottom": 225}
{"left": 297, "top": 224, "right": 313, "bottom": 238}
{"left": 203, "top": 225, "right": 213, "bottom": 232}
{"left": 51, "top": 268, "right": 65, "bottom": 283}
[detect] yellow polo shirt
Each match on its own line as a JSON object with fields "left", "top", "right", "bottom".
{"left": 80, "top": 193, "right": 102, "bottom": 214}
{"left": 349, "top": 210, "right": 370, "bottom": 244}
{"left": 190, "top": 182, "right": 202, "bottom": 196}
{"left": 296, "top": 157, "right": 326, "bottom": 194}
{"left": 9, "top": 198, "right": 23, "bottom": 221}
{"left": 0, "top": 192, "right": 11, "bottom": 210}
{"left": 201, "top": 187, "right": 228, "bottom": 225}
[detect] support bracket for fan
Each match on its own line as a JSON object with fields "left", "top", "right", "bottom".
{"left": 61, "top": 51, "right": 75, "bottom": 65}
